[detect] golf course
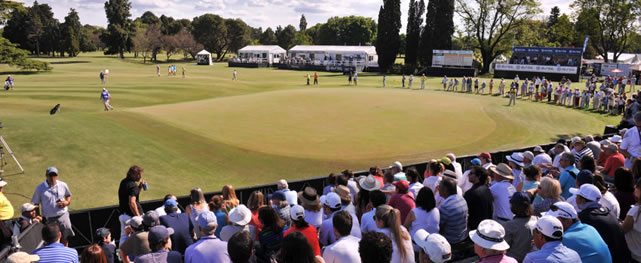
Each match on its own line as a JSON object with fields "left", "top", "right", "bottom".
{"left": 0, "top": 53, "right": 619, "bottom": 211}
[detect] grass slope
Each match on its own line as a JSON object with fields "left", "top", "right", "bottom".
{"left": 0, "top": 53, "right": 618, "bottom": 210}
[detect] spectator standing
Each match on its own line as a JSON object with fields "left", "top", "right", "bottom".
{"left": 0, "top": 178, "right": 13, "bottom": 226}
{"left": 613, "top": 168, "right": 636, "bottom": 220}
{"left": 621, "top": 112, "right": 641, "bottom": 168}
{"left": 593, "top": 175, "right": 620, "bottom": 219}
{"left": 413, "top": 230, "right": 451, "bottom": 263}
{"left": 335, "top": 185, "right": 355, "bottom": 216}
{"left": 388, "top": 180, "right": 415, "bottom": 223}
{"left": 506, "top": 152, "right": 525, "bottom": 190}
{"left": 220, "top": 205, "right": 255, "bottom": 242}
{"left": 544, "top": 201, "right": 612, "bottom": 263}
{"left": 532, "top": 146, "right": 552, "bottom": 168}
{"left": 489, "top": 164, "right": 516, "bottom": 222}
{"left": 405, "top": 168, "right": 423, "bottom": 198}
{"left": 227, "top": 231, "right": 254, "bottom": 263}
{"left": 459, "top": 159, "right": 480, "bottom": 192}
{"left": 574, "top": 183, "right": 632, "bottom": 262}
{"left": 33, "top": 223, "right": 79, "bottom": 263}
{"left": 323, "top": 173, "right": 337, "bottom": 195}
{"left": 119, "top": 216, "right": 150, "bottom": 262}
{"left": 269, "top": 191, "right": 291, "bottom": 227}
{"left": 319, "top": 192, "right": 361, "bottom": 246}
{"left": 390, "top": 161, "right": 407, "bottom": 181}
{"left": 359, "top": 232, "right": 393, "bottom": 263}
{"left": 96, "top": 228, "right": 117, "bottom": 263}
{"left": 437, "top": 177, "right": 468, "bottom": 245}
{"left": 557, "top": 152, "right": 579, "bottom": 199}
{"left": 222, "top": 185, "right": 240, "bottom": 212}
{"left": 446, "top": 153, "right": 463, "bottom": 182}
{"left": 469, "top": 219, "right": 517, "bottom": 263}
{"left": 298, "top": 187, "right": 323, "bottom": 228}
{"left": 117, "top": 166, "right": 145, "bottom": 244}
{"left": 361, "top": 190, "right": 386, "bottom": 233}
{"left": 501, "top": 192, "right": 536, "bottom": 262}
{"left": 375, "top": 205, "right": 414, "bottom": 263}
{"left": 187, "top": 188, "right": 210, "bottom": 238}
{"left": 134, "top": 225, "right": 181, "bottom": 263}
{"left": 276, "top": 179, "right": 298, "bottom": 206}
{"left": 184, "top": 211, "right": 231, "bottom": 263}
{"left": 404, "top": 187, "right": 439, "bottom": 239}
{"left": 80, "top": 244, "right": 108, "bottom": 263}
{"left": 257, "top": 206, "right": 288, "bottom": 261}
{"left": 521, "top": 165, "right": 541, "bottom": 192}
{"left": 322, "top": 211, "right": 361, "bottom": 263}
{"left": 622, "top": 178, "right": 641, "bottom": 262}
{"left": 464, "top": 166, "right": 494, "bottom": 231}
{"left": 159, "top": 198, "right": 194, "bottom": 254}
{"left": 522, "top": 216, "right": 581, "bottom": 263}
{"left": 247, "top": 191, "right": 265, "bottom": 232}
{"left": 32, "top": 167, "right": 74, "bottom": 242}
{"left": 209, "top": 195, "right": 228, "bottom": 238}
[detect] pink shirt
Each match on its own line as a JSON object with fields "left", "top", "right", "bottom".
{"left": 387, "top": 193, "right": 415, "bottom": 223}
{"left": 478, "top": 254, "right": 518, "bottom": 263}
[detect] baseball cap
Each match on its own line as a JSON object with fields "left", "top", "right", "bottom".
{"left": 570, "top": 183, "right": 602, "bottom": 202}
{"left": 533, "top": 146, "right": 545, "bottom": 153}
{"left": 290, "top": 204, "right": 305, "bottom": 221}
{"left": 609, "top": 135, "right": 622, "bottom": 143}
{"left": 20, "top": 203, "right": 37, "bottom": 213}
{"left": 126, "top": 216, "right": 143, "bottom": 228}
{"left": 0, "top": 178, "right": 7, "bottom": 187}
{"left": 270, "top": 191, "right": 286, "bottom": 201}
{"left": 413, "top": 230, "right": 451, "bottom": 263}
{"left": 522, "top": 151, "right": 534, "bottom": 161}
{"left": 440, "top": 157, "right": 452, "bottom": 166}
{"left": 470, "top": 158, "right": 482, "bottom": 166}
{"left": 393, "top": 180, "right": 409, "bottom": 192}
{"left": 576, "top": 170, "right": 594, "bottom": 186}
{"left": 478, "top": 152, "right": 491, "bottom": 160}
{"left": 197, "top": 211, "right": 218, "bottom": 229}
{"left": 148, "top": 225, "right": 174, "bottom": 244}
{"left": 143, "top": 210, "right": 160, "bottom": 227}
{"left": 46, "top": 167, "right": 58, "bottom": 176}
{"left": 164, "top": 198, "right": 178, "bottom": 207}
{"left": 543, "top": 201, "right": 577, "bottom": 219}
{"left": 469, "top": 220, "right": 510, "bottom": 251}
{"left": 535, "top": 215, "right": 564, "bottom": 239}
{"left": 96, "top": 227, "right": 111, "bottom": 238}
{"left": 320, "top": 192, "right": 341, "bottom": 209}
{"left": 6, "top": 252, "right": 40, "bottom": 263}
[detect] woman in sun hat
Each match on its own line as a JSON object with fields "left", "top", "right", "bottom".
{"left": 469, "top": 219, "right": 517, "bottom": 263}
{"left": 298, "top": 187, "right": 323, "bottom": 228}
{"left": 219, "top": 204, "right": 256, "bottom": 241}
{"left": 506, "top": 152, "right": 525, "bottom": 191}
{"left": 357, "top": 175, "right": 383, "bottom": 219}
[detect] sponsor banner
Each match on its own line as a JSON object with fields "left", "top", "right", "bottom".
{"left": 432, "top": 50, "right": 474, "bottom": 67}
{"left": 600, "top": 63, "right": 631, "bottom": 76}
{"left": 495, "top": 64, "right": 578, "bottom": 74}
{"left": 512, "top": 46, "right": 583, "bottom": 55}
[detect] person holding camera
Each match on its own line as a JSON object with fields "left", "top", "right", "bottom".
{"left": 31, "top": 167, "right": 74, "bottom": 243}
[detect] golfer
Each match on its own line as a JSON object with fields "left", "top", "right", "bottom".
{"left": 100, "top": 88, "right": 113, "bottom": 111}
{"left": 156, "top": 65, "right": 160, "bottom": 77}
{"left": 508, "top": 83, "right": 517, "bottom": 106}
{"left": 233, "top": 70, "right": 238, "bottom": 81}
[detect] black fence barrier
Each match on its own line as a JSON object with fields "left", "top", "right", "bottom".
{"left": 9, "top": 132, "right": 617, "bottom": 258}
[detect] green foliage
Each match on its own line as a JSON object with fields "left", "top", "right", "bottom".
{"left": 315, "top": 16, "right": 377, "bottom": 45}
{"left": 376, "top": 0, "right": 402, "bottom": 73}
{"left": 260, "top": 27, "right": 278, "bottom": 45}
{"left": 418, "top": 0, "right": 454, "bottom": 68}
{"left": 226, "top": 18, "right": 251, "bottom": 53}
{"left": 101, "top": 0, "right": 134, "bottom": 58}
{"left": 62, "top": 8, "right": 82, "bottom": 57}
{"left": 404, "top": 0, "right": 425, "bottom": 73}
{"left": 191, "top": 13, "right": 227, "bottom": 59}
{"left": 548, "top": 6, "right": 560, "bottom": 27}
{"left": 547, "top": 14, "right": 575, "bottom": 47}
{"left": 140, "top": 11, "right": 159, "bottom": 25}
{"left": 0, "top": 0, "right": 25, "bottom": 26}
{"left": 293, "top": 32, "right": 312, "bottom": 45}
{"left": 277, "top": 25, "right": 297, "bottom": 49}
{"left": 0, "top": 36, "right": 50, "bottom": 70}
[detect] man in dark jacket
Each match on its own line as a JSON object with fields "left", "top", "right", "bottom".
{"left": 159, "top": 198, "right": 194, "bottom": 255}
{"left": 463, "top": 165, "right": 493, "bottom": 230}
{"left": 574, "top": 184, "right": 631, "bottom": 263}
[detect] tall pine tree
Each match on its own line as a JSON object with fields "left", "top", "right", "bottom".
{"left": 62, "top": 8, "right": 81, "bottom": 57}
{"left": 419, "top": 0, "right": 454, "bottom": 68}
{"left": 101, "top": 0, "right": 134, "bottom": 58}
{"left": 376, "top": 0, "right": 401, "bottom": 73}
{"left": 299, "top": 14, "right": 307, "bottom": 31}
{"left": 404, "top": 0, "right": 425, "bottom": 73}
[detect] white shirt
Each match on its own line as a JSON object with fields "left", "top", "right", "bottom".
{"left": 625, "top": 205, "right": 641, "bottom": 261}
{"left": 408, "top": 182, "right": 424, "bottom": 198}
{"left": 490, "top": 181, "right": 516, "bottom": 220}
{"left": 304, "top": 209, "right": 323, "bottom": 228}
{"left": 622, "top": 127, "right": 641, "bottom": 168}
{"left": 347, "top": 180, "right": 360, "bottom": 203}
{"left": 360, "top": 208, "right": 377, "bottom": 233}
{"left": 459, "top": 170, "right": 473, "bottom": 193}
{"left": 452, "top": 161, "right": 463, "bottom": 181}
{"left": 322, "top": 235, "right": 361, "bottom": 263}
{"left": 320, "top": 210, "right": 362, "bottom": 246}
{"left": 600, "top": 191, "right": 620, "bottom": 219}
{"left": 282, "top": 189, "right": 298, "bottom": 206}
{"left": 376, "top": 227, "right": 415, "bottom": 263}
{"left": 532, "top": 153, "right": 552, "bottom": 167}
{"left": 154, "top": 206, "right": 182, "bottom": 217}
{"left": 409, "top": 207, "right": 439, "bottom": 237}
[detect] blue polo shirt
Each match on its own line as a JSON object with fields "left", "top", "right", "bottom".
{"left": 562, "top": 221, "right": 612, "bottom": 263}
{"left": 523, "top": 241, "right": 581, "bottom": 263}
{"left": 34, "top": 242, "right": 79, "bottom": 263}
{"left": 559, "top": 165, "right": 578, "bottom": 199}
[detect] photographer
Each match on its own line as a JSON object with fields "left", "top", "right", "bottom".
{"left": 118, "top": 165, "right": 147, "bottom": 244}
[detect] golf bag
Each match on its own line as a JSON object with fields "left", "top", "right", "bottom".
{"left": 50, "top": 104, "right": 61, "bottom": 115}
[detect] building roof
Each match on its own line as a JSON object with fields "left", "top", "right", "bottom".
{"left": 238, "top": 45, "right": 286, "bottom": 53}
{"left": 596, "top": 52, "right": 641, "bottom": 64}
{"left": 289, "top": 45, "right": 377, "bottom": 54}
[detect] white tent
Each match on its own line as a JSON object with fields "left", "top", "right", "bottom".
{"left": 196, "top": 50, "right": 212, "bottom": 65}
{"left": 237, "top": 45, "right": 286, "bottom": 64}
{"left": 287, "top": 45, "right": 378, "bottom": 68}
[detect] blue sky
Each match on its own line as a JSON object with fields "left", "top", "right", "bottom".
{"left": 16, "top": 0, "right": 572, "bottom": 30}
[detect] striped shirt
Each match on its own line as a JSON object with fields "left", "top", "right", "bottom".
{"left": 34, "top": 242, "right": 79, "bottom": 263}
{"left": 572, "top": 147, "right": 593, "bottom": 163}
{"left": 438, "top": 194, "right": 468, "bottom": 244}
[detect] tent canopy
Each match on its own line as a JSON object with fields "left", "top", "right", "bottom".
{"left": 289, "top": 45, "right": 377, "bottom": 55}
{"left": 238, "top": 45, "right": 286, "bottom": 53}
{"left": 197, "top": 50, "right": 211, "bottom": 55}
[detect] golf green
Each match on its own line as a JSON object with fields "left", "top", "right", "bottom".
{"left": 0, "top": 53, "right": 618, "bottom": 211}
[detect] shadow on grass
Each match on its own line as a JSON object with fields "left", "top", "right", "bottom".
{"left": 49, "top": 61, "right": 90, "bottom": 65}
{"left": 0, "top": 70, "right": 42, "bottom": 75}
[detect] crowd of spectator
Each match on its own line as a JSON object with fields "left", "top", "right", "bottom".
{"left": 3, "top": 114, "right": 641, "bottom": 262}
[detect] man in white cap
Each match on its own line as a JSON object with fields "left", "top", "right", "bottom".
{"left": 621, "top": 112, "right": 641, "bottom": 168}
{"left": 319, "top": 192, "right": 361, "bottom": 246}
{"left": 390, "top": 161, "right": 406, "bottom": 181}
{"left": 276, "top": 179, "right": 298, "bottom": 206}
{"left": 413, "top": 229, "right": 451, "bottom": 263}
{"left": 31, "top": 167, "right": 74, "bottom": 241}
{"left": 489, "top": 164, "right": 516, "bottom": 222}
{"left": 523, "top": 216, "right": 581, "bottom": 263}
{"left": 219, "top": 204, "right": 255, "bottom": 241}
{"left": 506, "top": 153, "right": 525, "bottom": 189}
{"left": 532, "top": 146, "right": 552, "bottom": 168}
{"left": 15, "top": 203, "right": 41, "bottom": 234}
{"left": 573, "top": 184, "right": 632, "bottom": 262}
{"left": 100, "top": 87, "right": 114, "bottom": 111}
{"left": 543, "top": 201, "right": 612, "bottom": 263}
{"left": 469, "top": 219, "right": 517, "bottom": 263}
{"left": 185, "top": 211, "right": 230, "bottom": 263}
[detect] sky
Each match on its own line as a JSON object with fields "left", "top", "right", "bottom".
{"left": 15, "top": 0, "right": 572, "bottom": 31}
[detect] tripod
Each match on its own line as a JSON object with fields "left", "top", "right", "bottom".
{"left": 0, "top": 136, "right": 24, "bottom": 176}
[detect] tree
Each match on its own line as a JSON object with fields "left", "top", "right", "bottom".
{"left": 456, "top": 0, "right": 540, "bottom": 73}
{"left": 80, "top": 25, "right": 105, "bottom": 52}
{"left": 277, "top": 25, "right": 297, "bottom": 49}
{"left": 260, "top": 27, "right": 277, "bottom": 45}
{"left": 299, "top": 14, "right": 307, "bottom": 31}
{"left": 419, "top": 0, "right": 455, "bottom": 68}
{"left": 0, "top": 36, "right": 49, "bottom": 70}
{"left": 160, "top": 15, "right": 183, "bottom": 35}
{"left": 2, "top": 6, "right": 30, "bottom": 51}
{"left": 161, "top": 34, "right": 178, "bottom": 60}
{"left": 376, "top": 0, "right": 402, "bottom": 73}
{"left": 548, "top": 6, "right": 560, "bottom": 27}
{"left": 404, "top": 0, "right": 425, "bottom": 73}
{"left": 175, "top": 28, "right": 202, "bottom": 59}
{"left": 101, "top": 0, "right": 134, "bottom": 58}
{"left": 316, "top": 16, "right": 377, "bottom": 45}
{"left": 62, "top": 8, "right": 82, "bottom": 57}
{"left": 226, "top": 18, "right": 251, "bottom": 54}
{"left": 293, "top": 31, "right": 312, "bottom": 45}
{"left": 0, "top": 1, "right": 25, "bottom": 26}
{"left": 191, "top": 13, "right": 227, "bottom": 60}
{"left": 548, "top": 14, "right": 575, "bottom": 47}
{"left": 572, "top": 0, "right": 641, "bottom": 62}
{"left": 140, "top": 11, "right": 159, "bottom": 25}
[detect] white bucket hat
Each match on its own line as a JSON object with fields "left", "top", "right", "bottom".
{"left": 358, "top": 175, "right": 382, "bottom": 191}
{"left": 469, "top": 219, "right": 510, "bottom": 251}
{"left": 506, "top": 152, "right": 524, "bottom": 167}
{"left": 228, "top": 205, "right": 252, "bottom": 226}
